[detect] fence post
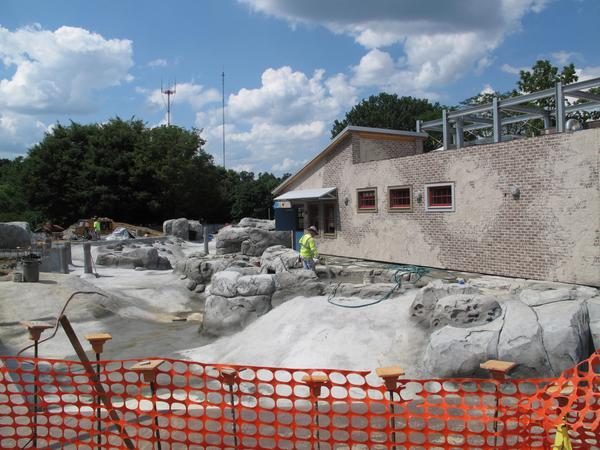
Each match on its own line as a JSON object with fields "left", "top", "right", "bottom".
{"left": 480, "top": 360, "right": 517, "bottom": 448}
{"left": 302, "top": 373, "right": 330, "bottom": 450}
{"left": 21, "top": 322, "right": 53, "bottom": 449}
{"left": 131, "top": 360, "right": 165, "bottom": 450}
{"left": 376, "top": 366, "right": 405, "bottom": 450}
{"left": 85, "top": 333, "right": 112, "bottom": 450}
{"left": 219, "top": 367, "right": 241, "bottom": 449}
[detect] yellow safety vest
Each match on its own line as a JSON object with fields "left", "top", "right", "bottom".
{"left": 299, "top": 233, "right": 318, "bottom": 259}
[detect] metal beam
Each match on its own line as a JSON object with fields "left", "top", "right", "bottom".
{"left": 566, "top": 90, "right": 600, "bottom": 103}
{"left": 501, "top": 105, "right": 545, "bottom": 115}
{"left": 463, "top": 115, "right": 493, "bottom": 124}
{"left": 421, "top": 75, "right": 600, "bottom": 131}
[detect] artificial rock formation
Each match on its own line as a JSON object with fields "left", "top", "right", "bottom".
{"left": 216, "top": 225, "right": 289, "bottom": 256}
{"left": 163, "top": 218, "right": 203, "bottom": 241}
{"left": 0, "top": 222, "right": 31, "bottom": 249}
{"left": 96, "top": 246, "right": 172, "bottom": 270}
{"left": 418, "top": 281, "right": 597, "bottom": 378}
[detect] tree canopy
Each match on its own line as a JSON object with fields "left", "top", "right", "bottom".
{"left": 331, "top": 93, "right": 443, "bottom": 139}
{"left": 0, "top": 118, "right": 287, "bottom": 227}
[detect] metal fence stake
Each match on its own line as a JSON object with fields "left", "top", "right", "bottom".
{"left": 376, "top": 365, "right": 405, "bottom": 450}
{"left": 85, "top": 333, "right": 112, "bottom": 450}
{"left": 131, "top": 360, "right": 165, "bottom": 450}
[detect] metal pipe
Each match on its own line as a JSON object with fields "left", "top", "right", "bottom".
{"left": 96, "top": 352, "right": 102, "bottom": 450}
{"left": 388, "top": 389, "right": 397, "bottom": 450}
{"left": 227, "top": 382, "right": 239, "bottom": 450}
{"left": 33, "top": 340, "right": 38, "bottom": 449}
{"left": 149, "top": 382, "right": 162, "bottom": 450}
{"left": 313, "top": 399, "right": 321, "bottom": 450}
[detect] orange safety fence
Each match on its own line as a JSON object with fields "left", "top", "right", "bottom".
{"left": 0, "top": 351, "right": 598, "bottom": 449}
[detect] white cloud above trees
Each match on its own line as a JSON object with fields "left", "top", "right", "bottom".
{"left": 0, "top": 24, "right": 133, "bottom": 157}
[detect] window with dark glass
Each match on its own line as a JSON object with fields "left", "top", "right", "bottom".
{"left": 357, "top": 189, "right": 377, "bottom": 211}
{"left": 308, "top": 204, "right": 320, "bottom": 229}
{"left": 324, "top": 203, "right": 336, "bottom": 234}
{"left": 389, "top": 187, "right": 411, "bottom": 210}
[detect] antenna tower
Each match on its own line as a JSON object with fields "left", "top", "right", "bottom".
{"left": 222, "top": 70, "right": 226, "bottom": 169}
{"left": 161, "top": 79, "right": 176, "bottom": 126}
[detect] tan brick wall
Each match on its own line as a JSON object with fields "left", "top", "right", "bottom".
{"left": 284, "top": 129, "right": 600, "bottom": 285}
{"left": 355, "top": 135, "right": 423, "bottom": 163}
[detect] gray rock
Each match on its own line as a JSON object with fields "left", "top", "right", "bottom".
{"left": 497, "top": 300, "right": 552, "bottom": 377}
{"left": 240, "top": 228, "right": 290, "bottom": 257}
{"left": 236, "top": 274, "right": 276, "bottom": 297}
{"left": 194, "top": 283, "right": 206, "bottom": 293}
{"left": 533, "top": 299, "right": 591, "bottom": 375}
{"left": 216, "top": 226, "right": 251, "bottom": 254}
{"left": 186, "top": 280, "right": 198, "bottom": 291}
{"left": 519, "top": 288, "right": 577, "bottom": 306}
{"left": 95, "top": 247, "right": 171, "bottom": 270}
{"left": 323, "top": 282, "right": 403, "bottom": 300}
{"left": 210, "top": 271, "right": 241, "bottom": 298}
{"left": 587, "top": 296, "right": 600, "bottom": 350}
{"left": 261, "top": 245, "right": 302, "bottom": 273}
{"left": 0, "top": 222, "right": 31, "bottom": 249}
{"left": 238, "top": 217, "right": 275, "bottom": 230}
{"left": 171, "top": 218, "right": 189, "bottom": 240}
{"left": 423, "top": 317, "right": 504, "bottom": 378}
{"left": 430, "top": 294, "right": 501, "bottom": 329}
{"left": 188, "top": 220, "right": 203, "bottom": 240}
{"left": 271, "top": 270, "right": 324, "bottom": 307}
{"left": 163, "top": 219, "right": 174, "bottom": 235}
{"left": 410, "top": 280, "right": 481, "bottom": 327}
{"left": 202, "top": 294, "right": 271, "bottom": 336}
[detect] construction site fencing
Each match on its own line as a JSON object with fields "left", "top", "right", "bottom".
{"left": 0, "top": 351, "right": 598, "bottom": 449}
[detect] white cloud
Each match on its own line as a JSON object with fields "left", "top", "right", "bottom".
{"left": 501, "top": 63, "right": 527, "bottom": 75}
{"left": 0, "top": 111, "right": 48, "bottom": 158}
{"left": 0, "top": 24, "right": 133, "bottom": 156}
{"left": 575, "top": 66, "right": 600, "bottom": 81}
{"left": 272, "top": 157, "right": 304, "bottom": 172}
{"left": 196, "top": 66, "right": 356, "bottom": 173}
{"left": 0, "top": 24, "right": 133, "bottom": 115}
{"left": 145, "top": 82, "right": 221, "bottom": 111}
{"left": 481, "top": 84, "right": 495, "bottom": 95}
{"left": 148, "top": 58, "right": 167, "bottom": 67}
{"left": 239, "top": 0, "right": 549, "bottom": 96}
{"left": 551, "top": 51, "right": 580, "bottom": 66}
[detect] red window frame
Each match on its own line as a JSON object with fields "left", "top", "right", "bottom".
{"left": 389, "top": 187, "right": 411, "bottom": 210}
{"left": 427, "top": 184, "right": 453, "bottom": 208}
{"left": 357, "top": 189, "right": 377, "bottom": 211}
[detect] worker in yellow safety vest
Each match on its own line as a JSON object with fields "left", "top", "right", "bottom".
{"left": 299, "top": 226, "right": 319, "bottom": 271}
{"left": 93, "top": 217, "right": 101, "bottom": 240}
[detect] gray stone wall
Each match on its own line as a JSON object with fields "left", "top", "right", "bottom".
{"left": 284, "top": 129, "right": 600, "bottom": 286}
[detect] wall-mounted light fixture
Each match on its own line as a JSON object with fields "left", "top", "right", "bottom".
{"left": 344, "top": 196, "right": 349, "bottom": 206}
{"left": 510, "top": 185, "right": 520, "bottom": 200}
{"left": 416, "top": 192, "right": 423, "bottom": 204}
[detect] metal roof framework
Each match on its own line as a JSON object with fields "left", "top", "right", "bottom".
{"left": 418, "top": 77, "right": 600, "bottom": 149}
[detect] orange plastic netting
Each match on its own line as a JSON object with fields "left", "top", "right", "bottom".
{"left": 0, "top": 351, "right": 598, "bottom": 449}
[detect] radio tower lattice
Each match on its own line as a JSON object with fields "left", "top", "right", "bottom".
{"left": 161, "top": 79, "right": 176, "bottom": 126}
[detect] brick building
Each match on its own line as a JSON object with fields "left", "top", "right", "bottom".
{"left": 272, "top": 125, "right": 600, "bottom": 286}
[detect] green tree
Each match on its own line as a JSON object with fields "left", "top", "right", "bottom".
{"left": 0, "top": 157, "right": 42, "bottom": 223}
{"left": 331, "top": 93, "right": 443, "bottom": 150}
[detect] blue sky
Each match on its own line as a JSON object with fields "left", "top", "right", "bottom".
{"left": 1, "top": 0, "right": 599, "bottom": 173}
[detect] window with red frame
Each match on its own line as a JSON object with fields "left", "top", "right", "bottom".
{"left": 389, "top": 187, "right": 411, "bottom": 209}
{"left": 427, "top": 184, "right": 453, "bottom": 208}
{"left": 357, "top": 189, "right": 377, "bottom": 210}
{"left": 324, "top": 203, "right": 335, "bottom": 234}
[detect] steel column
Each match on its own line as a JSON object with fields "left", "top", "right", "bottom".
{"left": 442, "top": 109, "right": 450, "bottom": 150}
{"left": 492, "top": 97, "right": 501, "bottom": 143}
{"left": 455, "top": 118, "right": 464, "bottom": 149}
{"left": 555, "top": 81, "right": 565, "bottom": 133}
